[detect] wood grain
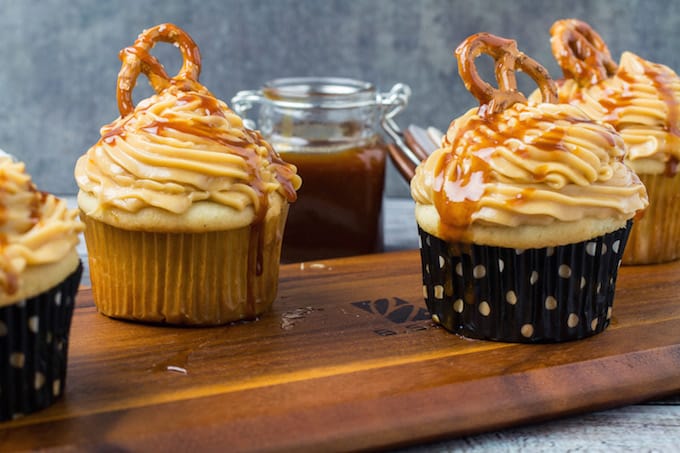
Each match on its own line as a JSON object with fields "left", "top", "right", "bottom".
{"left": 1, "top": 250, "right": 679, "bottom": 452}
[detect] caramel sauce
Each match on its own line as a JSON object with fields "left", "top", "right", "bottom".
{"left": 279, "top": 140, "right": 386, "bottom": 262}
{"left": 432, "top": 110, "right": 577, "bottom": 241}
{"left": 666, "top": 156, "right": 679, "bottom": 177}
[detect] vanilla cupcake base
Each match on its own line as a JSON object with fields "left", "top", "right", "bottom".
{"left": 81, "top": 205, "right": 288, "bottom": 325}
{"left": 623, "top": 172, "right": 680, "bottom": 265}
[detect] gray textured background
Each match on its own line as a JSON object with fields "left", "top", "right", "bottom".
{"left": 0, "top": 0, "right": 677, "bottom": 197}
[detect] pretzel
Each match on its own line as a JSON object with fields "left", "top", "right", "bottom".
{"left": 455, "top": 33, "right": 557, "bottom": 116}
{"left": 550, "top": 19, "right": 618, "bottom": 86}
{"left": 116, "top": 23, "right": 203, "bottom": 117}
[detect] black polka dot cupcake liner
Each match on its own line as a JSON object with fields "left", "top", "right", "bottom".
{"left": 418, "top": 222, "right": 632, "bottom": 343}
{"left": 0, "top": 262, "right": 83, "bottom": 421}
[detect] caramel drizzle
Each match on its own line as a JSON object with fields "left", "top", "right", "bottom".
{"left": 435, "top": 33, "right": 562, "bottom": 239}
{"left": 433, "top": 111, "right": 577, "bottom": 238}
{"left": 551, "top": 20, "right": 680, "bottom": 175}
{"left": 106, "top": 23, "right": 299, "bottom": 280}
{"left": 109, "top": 24, "right": 298, "bottom": 213}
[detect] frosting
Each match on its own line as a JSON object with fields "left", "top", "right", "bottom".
{"left": 0, "top": 154, "right": 83, "bottom": 297}
{"left": 556, "top": 52, "right": 680, "bottom": 174}
{"left": 75, "top": 24, "right": 300, "bottom": 230}
{"left": 75, "top": 86, "right": 300, "bottom": 224}
{"left": 411, "top": 102, "right": 648, "bottom": 243}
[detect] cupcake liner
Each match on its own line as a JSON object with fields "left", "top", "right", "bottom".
{"left": 623, "top": 172, "right": 680, "bottom": 265}
{"left": 0, "top": 262, "right": 83, "bottom": 421}
{"left": 419, "top": 222, "right": 631, "bottom": 343}
{"left": 82, "top": 207, "right": 287, "bottom": 326}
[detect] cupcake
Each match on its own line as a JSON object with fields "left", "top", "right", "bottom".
{"left": 549, "top": 19, "right": 680, "bottom": 264}
{"left": 0, "top": 151, "right": 83, "bottom": 421}
{"left": 74, "top": 24, "right": 301, "bottom": 325}
{"left": 410, "top": 33, "right": 648, "bottom": 342}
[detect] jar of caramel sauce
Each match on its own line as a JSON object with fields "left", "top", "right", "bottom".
{"left": 232, "top": 78, "right": 410, "bottom": 262}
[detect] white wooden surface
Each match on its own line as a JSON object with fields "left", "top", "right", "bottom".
{"left": 65, "top": 196, "right": 680, "bottom": 451}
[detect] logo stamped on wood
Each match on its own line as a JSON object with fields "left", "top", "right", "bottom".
{"left": 350, "top": 297, "right": 434, "bottom": 336}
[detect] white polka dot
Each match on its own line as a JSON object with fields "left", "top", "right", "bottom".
{"left": 439, "top": 256, "right": 445, "bottom": 269}
{"left": 0, "top": 321, "right": 6, "bottom": 337}
{"left": 580, "top": 277, "right": 586, "bottom": 289}
{"left": 17, "top": 300, "right": 26, "bottom": 308}
{"left": 478, "top": 301, "right": 491, "bottom": 316}
{"left": 607, "top": 307, "right": 613, "bottom": 320}
{"left": 515, "top": 248, "right": 524, "bottom": 255}
{"left": 425, "top": 264, "right": 430, "bottom": 274}
{"left": 12, "top": 413, "right": 23, "bottom": 420}
{"left": 53, "top": 380, "right": 61, "bottom": 397}
{"left": 545, "top": 296, "right": 558, "bottom": 310}
{"left": 431, "top": 314, "right": 441, "bottom": 324}
{"left": 34, "top": 372, "right": 45, "bottom": 390}
{"left": 558, "top": 265, "right": 572, "bottom": 278}
{"left": 612, "top": 240, "right": 621, "bottom": 254}
{"left": 567, "top": 313, "right": 579, "bottom": 328}
{"left": 597, "top": 282, "right": 602, "bottom": 294}
{"left": 453, "top": 299, "right": 464, "bottom": 313}
{"left": 498, "top": 259, "right": 504, "bottom": 272}
{"left": 28, "top": 316, "right": 39, "bottom": 334}
{"left": 591, "top": 318, "right": 599, "bottom": 330}
{"left": 455, "top": 262, "right": 463, "bottom": 277}
{"left": 546, "top": 247, "right": 555, "bottom": 257}
{"left": 609, "top": 277, "right": 614, "bottom": 286}
{"left": 506, "top": 291, "right": 517, "bottom": 305}
{"left": 521, "top": 324, "right": 534, "bottom": 338}
{"left": 434, "top": 285, "right": 444, "bottom": 299}
{"left": 54, "top": 291, "right": 62, "bottom": 306}
{"left": 473, "top": 265, "right": 487, "bottom": 279}
{"left": 618, "top": 259, "right": 622, "bottom": 268}
{"left": 418, "top": 237, "right": 422, "bottom": 248}
{"left": 586, "top": 242, "right": 597, "bottom": 256}
{"left": 530, "top": 271, "right": 539, "bottom": 285}
{"left": 601, "top": 244, "right": 608, "bottom": 255}
{"left": 46, "top": 332, "right": 53, "bottom": 344}
{"left": 422, "top": 286, "right": 428, "bottom": 298}
{"left": 10, "top": 353, "right": 25, "bottom": 368}
{"left": 426, "top": 236, "right": 431, "bottom": 246}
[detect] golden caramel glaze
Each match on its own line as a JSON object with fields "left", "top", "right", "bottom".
{"left": 550, "top": 19, "right": 618, "bottom": 86}
{"left": 0, "top": 153, "right": 83, "bottom": 305}
{"left": 411, "top": 102, "right": 648, "bottom": 246}
{"left": 455, "top": 33, "right": 557, "bottom": 116}
{"left": 76, "top": 24, "right": 300, "bottom": 230}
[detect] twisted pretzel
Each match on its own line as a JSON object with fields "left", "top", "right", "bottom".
{"left": 117, "top": 23, "right": 203, "bottom": 117}
{"left": 455, "top": 33, "right": 557, "bottom": 116}
{"left": 550, "top": 19, "right": 618, "bottom": 86}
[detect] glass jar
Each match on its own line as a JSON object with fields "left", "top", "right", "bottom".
{"left": 232, "top": 77, "right": 410, "bottom": 262}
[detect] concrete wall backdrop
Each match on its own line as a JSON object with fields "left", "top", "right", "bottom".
{"left": 0, "top": 0, "right": 677, "bottom": 196}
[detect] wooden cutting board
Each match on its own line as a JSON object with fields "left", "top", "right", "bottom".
{"left": 2, "top": 250, "right": 680, "bottom": 451}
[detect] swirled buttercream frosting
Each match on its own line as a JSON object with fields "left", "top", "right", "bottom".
{"left": 411, "top": 102, "right": 648, "bottom": 246}
{"left": 0, "top": 152, "right": 83, "bottom": 303}
{"left": 75, "top": 24, "right": 300, "bottom": 231}
{"left": 75, "top": 87, "right": 300, "bottom": 221}
{"left": 555, "top": 52, "right": 680, "bottom": 175}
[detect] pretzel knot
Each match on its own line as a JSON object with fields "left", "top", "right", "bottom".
{"left": 550, "top": 19, "right": 618, "bottom": 86}
{"left": 455, "top": 33, "right": 557, "bottom": 117}
{"left": 116, "top": 23, "right": 203, "bottom": 117}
